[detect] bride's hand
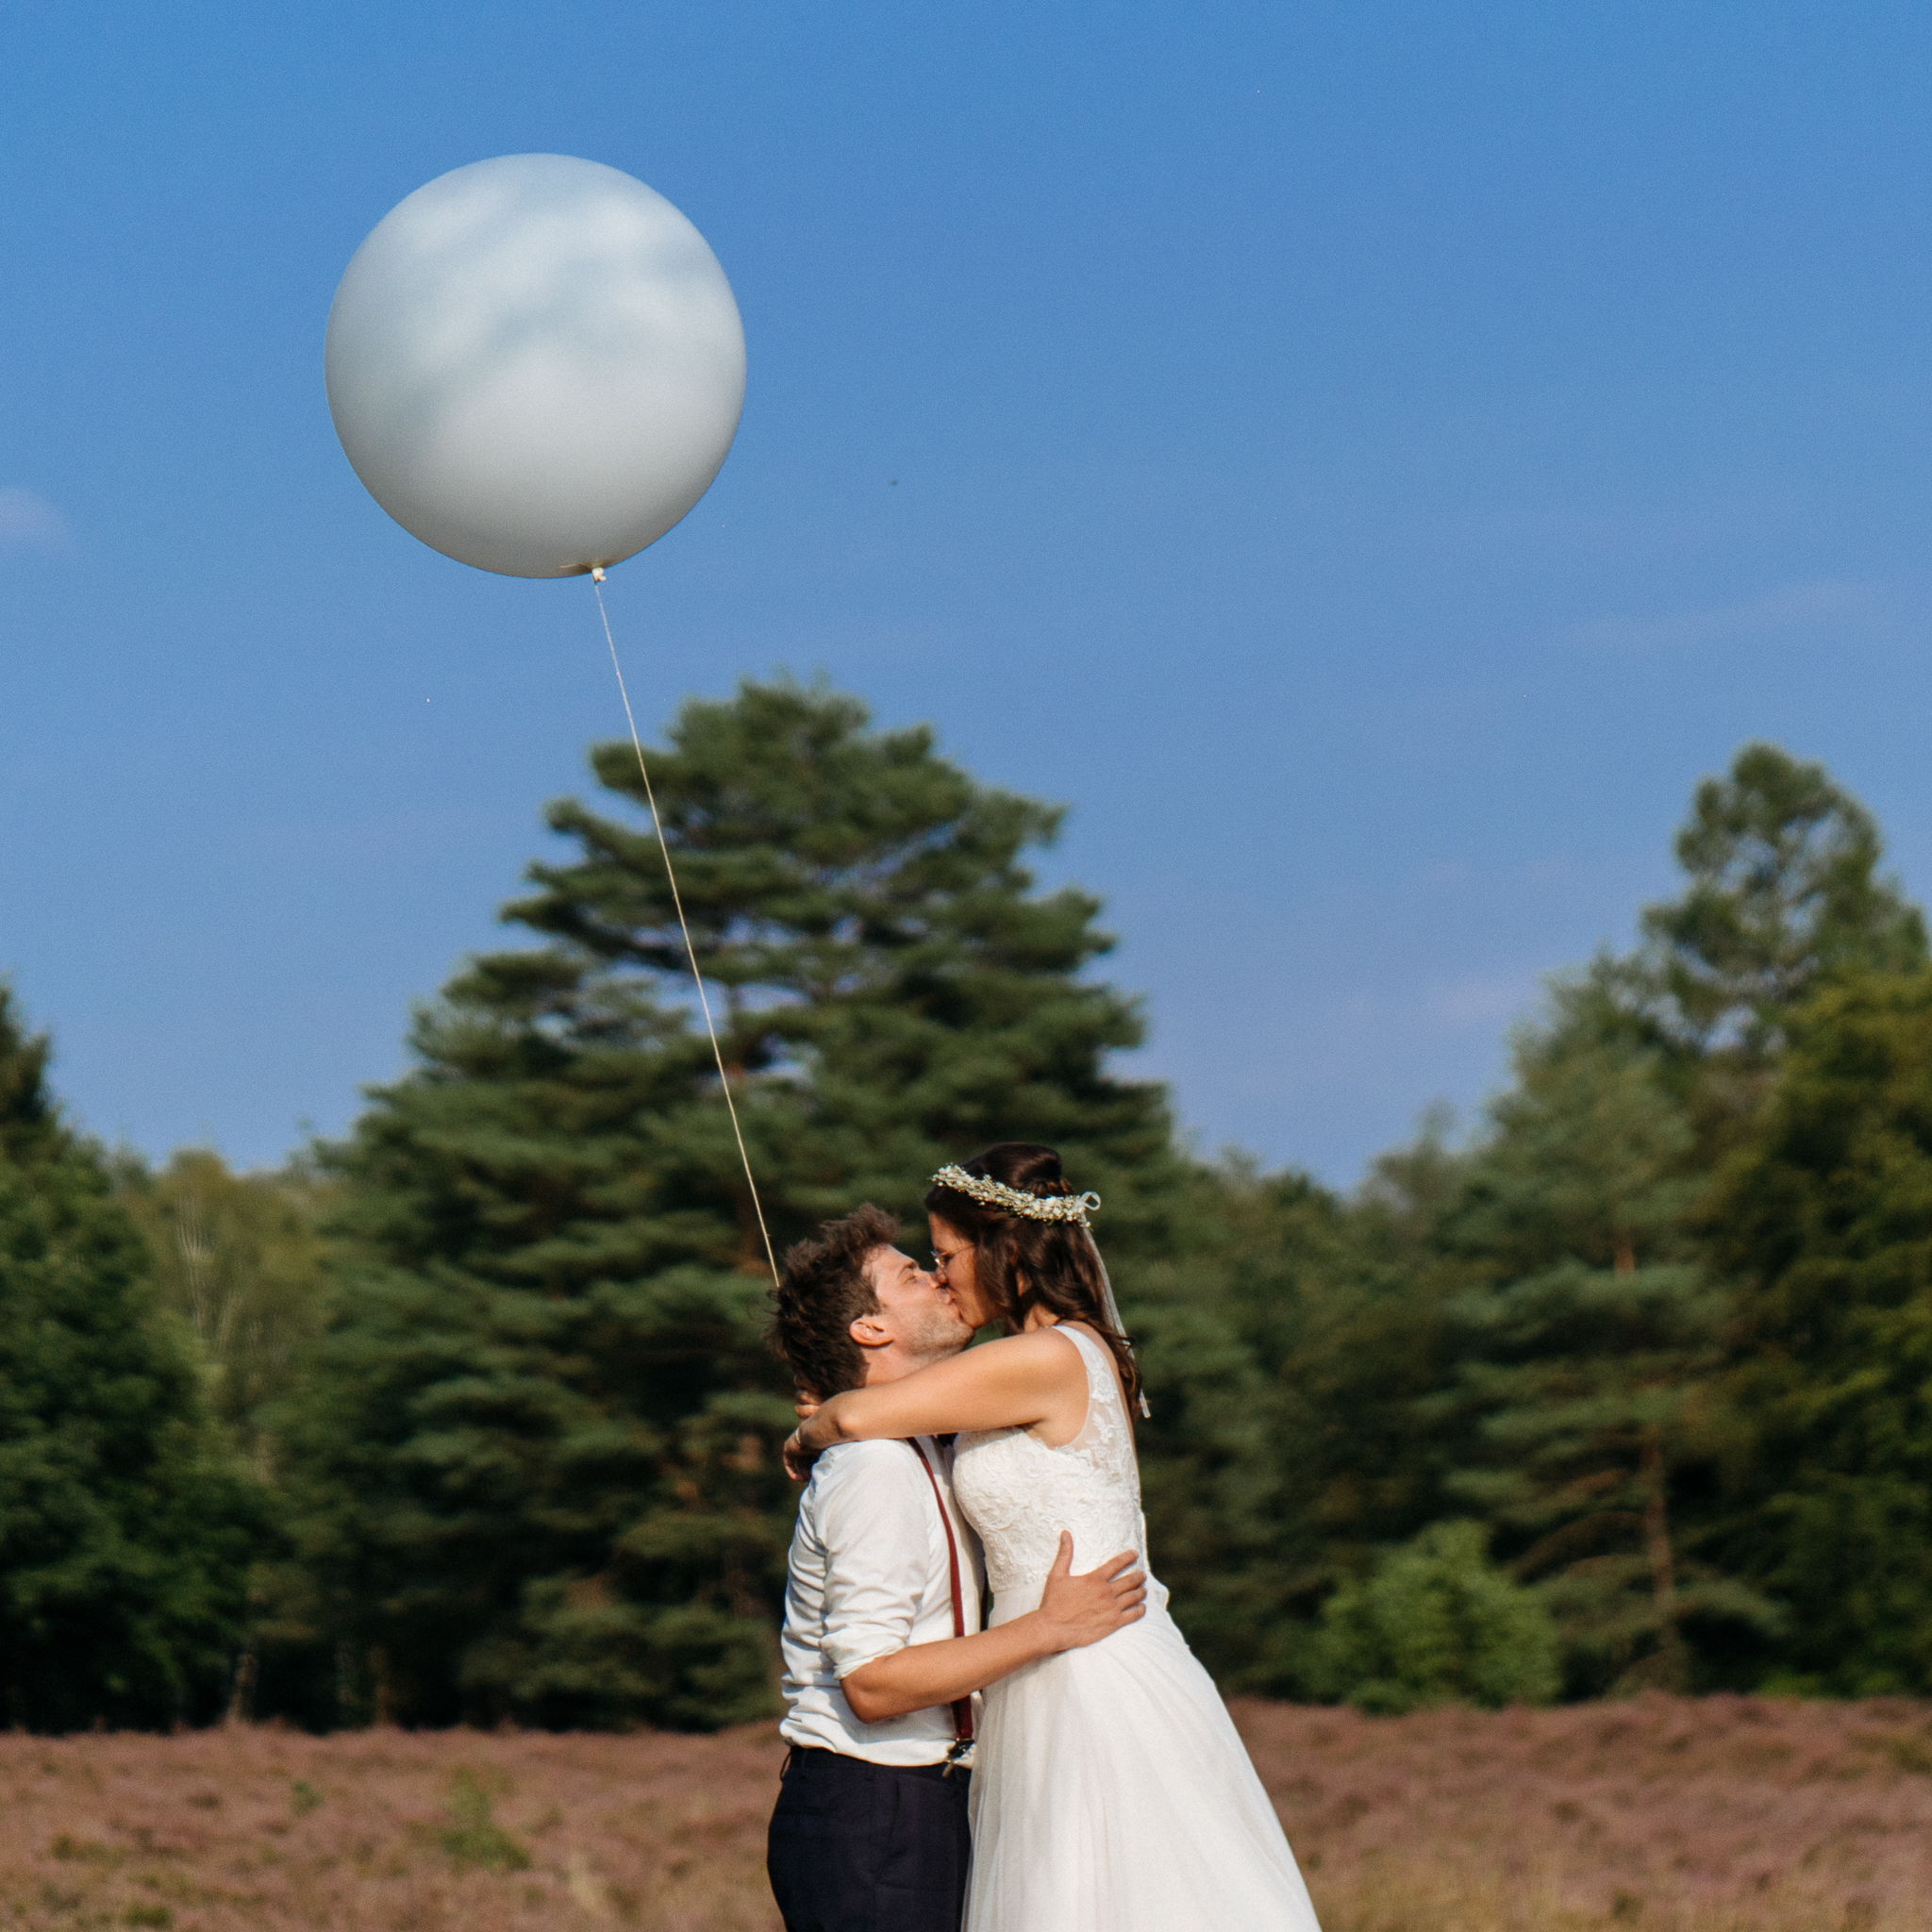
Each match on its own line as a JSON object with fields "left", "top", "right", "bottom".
{"left": 792, "top": 1388, "right": 822, "bottom": 1423}
{"left": 1033, "top": 1531, "right": 1147, "bottom": 1652}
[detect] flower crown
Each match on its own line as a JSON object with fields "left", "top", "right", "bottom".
{"left": 929, "top": 1164, "right": 1102, "bottom": 1225}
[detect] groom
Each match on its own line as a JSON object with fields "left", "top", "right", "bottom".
{"left": 765, "top": 1205, "right": 1141, "bottom": 1932}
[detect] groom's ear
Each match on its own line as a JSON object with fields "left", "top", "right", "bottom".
{"left": 849, "top": 1311, "right": 893, "bottom": 1350}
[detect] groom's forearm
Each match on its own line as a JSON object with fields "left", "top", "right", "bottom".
{"left": 841, "top": 1618, "right": 1055, "bottom": 1724}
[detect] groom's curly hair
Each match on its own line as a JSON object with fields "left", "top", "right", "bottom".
{"left": 766, "top": 1204, "right": 900, "bottom": 1400}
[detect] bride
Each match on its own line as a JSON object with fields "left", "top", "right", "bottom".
{"left": 784, "top": 1144, "right": 1322, "bottom": 1932}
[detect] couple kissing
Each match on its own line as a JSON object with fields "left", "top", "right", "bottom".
{"left": 764, "top": 1142, "right": 1321, "bottom": 1932}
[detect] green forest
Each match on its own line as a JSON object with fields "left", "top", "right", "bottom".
{"left": 7, "top": 679, "right": 1932, "bottom": 1732}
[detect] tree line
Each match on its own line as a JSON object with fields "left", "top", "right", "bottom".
{"left": 4, "top": 683, "right": 1930, "bottom": 1729}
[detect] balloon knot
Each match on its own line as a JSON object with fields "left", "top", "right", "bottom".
{"left": 591, "top": 566, "right": 607, "bottom": 582}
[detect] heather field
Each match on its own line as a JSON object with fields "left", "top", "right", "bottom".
{"left": 4, "top": 1696, "right": 1927, "bottom": 1932}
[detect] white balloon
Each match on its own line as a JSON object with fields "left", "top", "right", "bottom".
{"left": 325, "top": 155, "right": 745, "bottom": 579}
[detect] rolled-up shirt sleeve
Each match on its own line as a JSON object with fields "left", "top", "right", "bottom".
{"left": 815, "top": 1447, "right": 936, "bottom": 1680}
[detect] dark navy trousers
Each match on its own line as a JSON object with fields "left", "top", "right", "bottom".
{"left": 767, "top": 1745, "right": 972, "bottom": 1932}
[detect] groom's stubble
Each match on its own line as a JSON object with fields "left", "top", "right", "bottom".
{"left": 878, "top": 1305, "right": 974, "bottom": 1381}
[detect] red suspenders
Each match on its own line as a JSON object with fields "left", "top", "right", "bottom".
{"left": 905, "top": 1437, "right": 975, "bottom": 1756}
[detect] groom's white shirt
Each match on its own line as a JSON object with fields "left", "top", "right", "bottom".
{"left": 779, "top": 1433, "right": 984, "bottom": 1765}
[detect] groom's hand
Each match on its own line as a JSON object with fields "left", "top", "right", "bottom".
{"left": 1035, "top": 1531, "right": 1147, "bottom": 1652}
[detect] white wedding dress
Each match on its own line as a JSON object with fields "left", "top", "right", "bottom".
{"left": 951, "top": 1324, "right": 1322, "bottom": 1930}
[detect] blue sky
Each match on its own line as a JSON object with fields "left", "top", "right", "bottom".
{"left": 7, "top": 3, "right": 1932, "bottom": 1186}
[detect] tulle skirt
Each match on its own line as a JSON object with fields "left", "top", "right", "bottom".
{"left": 966, "top": 1591, "right": 1322, "bottom": 1931}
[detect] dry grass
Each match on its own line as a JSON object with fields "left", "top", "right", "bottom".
{"left": 1240, "top": 1694, "right": 1932, "bottom": 1931}
{"left": 2, "top": 1696, "right": 1926, "bottom": 1930}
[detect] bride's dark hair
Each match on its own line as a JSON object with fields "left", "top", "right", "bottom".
{"left": 924, "top": 1143, "right": 1141, "bottom": 1412}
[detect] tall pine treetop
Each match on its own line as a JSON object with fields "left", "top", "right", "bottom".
{"left": 1641, "top": 742, "right": 1926, "bottom": 1055}
{"left": 502, "top": 677, "right": 1172, "bottom": 1222}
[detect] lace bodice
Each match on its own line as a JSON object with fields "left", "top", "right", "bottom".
{"left": 952, "top": 1324, "right": 1149, "bottom": 1602}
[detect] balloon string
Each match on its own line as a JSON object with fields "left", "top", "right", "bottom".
{"left": 590, "top": 573, "right": 779, "bottom": 1288}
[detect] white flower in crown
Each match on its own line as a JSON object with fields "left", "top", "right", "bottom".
{"left": 929, "top": 1165, "right": 1103, "bottom": 1225}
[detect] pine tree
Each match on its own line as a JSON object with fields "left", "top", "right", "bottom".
{"left": 0, "top": 990, "right": 258, "bottom": 1728}
{"left": 1706, "top": 967, "right": 1932, "bottom": 1693}
{"left": 301, "top": 678, "right": 1177, "bottom": 1728}
{"left": 1439, "top": 1004, "right": 1775, "bottom": 1691}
